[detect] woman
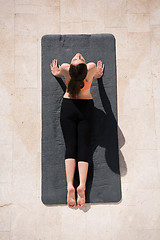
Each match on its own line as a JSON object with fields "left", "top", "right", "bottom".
{"left": 50, "top": 53, "right": 104, "bottom": 208}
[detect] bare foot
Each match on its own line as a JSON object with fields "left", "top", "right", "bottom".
{"left": 67, "top": 186, "right": 76, "bottom": 208}
{"left": 77, "top": 185, "right": 85, "bottom": 208}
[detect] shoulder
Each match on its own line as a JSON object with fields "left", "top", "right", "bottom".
{"left": 62, "top": 62, "right": 96, "bottom": 69}
{"left": 86, "top": 62, "right": 97, "bottom": 80}
{"left": 60, "top": 63, "right": 70, "bottom": 78}
{"left": 61, "top": 62, "right": 96, "bottom": 70}
{"left": 61, "top": 62, "right": 96, "bottom": 80}
{"left": 86, "top": 62, "right": 97, "bottom": 75}
{"left": 87, "top": 62, "right": 96, "bottom": 70}
{"left": 61, "top": 63, "right": 70, "bottom": 71}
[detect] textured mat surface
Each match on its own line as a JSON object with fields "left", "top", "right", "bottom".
{"left": 41, "top": 33, "right": 122, "bottom": 205}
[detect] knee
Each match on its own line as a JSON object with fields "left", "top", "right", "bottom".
{"left": 77, "top": 159, "right": 89, "bottom": 164}
{"left": 65, "top": 145, "right": 77, "bottom": 160}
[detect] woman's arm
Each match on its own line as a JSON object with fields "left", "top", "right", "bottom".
{"left": 50, "top": 60, "right": 69, "bottom": 78}
{"left": 88, "top": 61, "right": 104, "bottom": 79}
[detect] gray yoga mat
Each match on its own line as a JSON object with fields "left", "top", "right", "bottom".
{"left": 41, "top": 33, "right": 122, "bottom": 205}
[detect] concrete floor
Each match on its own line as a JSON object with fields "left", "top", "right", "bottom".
{"left": 0, "top": 0, "right": 160, "bottom": 239}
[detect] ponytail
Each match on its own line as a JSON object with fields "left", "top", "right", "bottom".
{"left": 67, "top": 63, "right": 88, "bottom": 98}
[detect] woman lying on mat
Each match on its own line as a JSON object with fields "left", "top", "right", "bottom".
{"left": 50, "top": 53, "right": 104, "bottom": 209}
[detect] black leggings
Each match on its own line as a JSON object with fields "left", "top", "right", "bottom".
{"left": 60, "top": 98, "right": 94, "bottom": 163}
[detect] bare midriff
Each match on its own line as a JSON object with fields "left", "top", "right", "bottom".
{"left": 63, "top": 77, "right": 93, "bottom": 99}
{"left": 63, "top": 89, "right": 93, "bottom": 99}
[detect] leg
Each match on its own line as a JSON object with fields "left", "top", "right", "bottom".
{"left": 76, "top": 102, "right": 94, "bottom": 208}
{"left": 60, "top": 115, "right": 78, "bottom": 189}
{"left": 77, "top": 161, "right": 89, "bottom": 208}
{"left": 60, "top": 101, "right": 78, "bottom": 208}
{"left": 76, "top": 120, "right": 92, "bottom": 208}
{"left": 62, "top": 118, "right": 77, "bottom": 190}
{"left": 77, "top": 119, "right": 91, "bottom": 188}
{"left": 65, "top": 158, "right": 77, "bottom": 208}
{"left": 65, "top": 158, "right": 76, "bottom": 189}
{"left": 60, "top": 119, "right": 77, "bottom": 208}
{"left": 78, "top": 161, "right": 88, "bottom": 190}
{"left": 63, "top": 124, "right": 77, "bottom": 208}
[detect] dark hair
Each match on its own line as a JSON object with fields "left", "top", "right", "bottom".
{"left": 67, "top": 63, "right": 88, "bottom": 98}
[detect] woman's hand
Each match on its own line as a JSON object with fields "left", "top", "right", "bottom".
{"left": 50, "top": 59, "right": 61, "bottom": 76}
{"left": 97, "top": 60, "right": 104, "bottom": 78}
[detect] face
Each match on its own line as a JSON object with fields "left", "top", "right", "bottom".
{"left": 71, "top": 53, "right": 86, "bottom": 66}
